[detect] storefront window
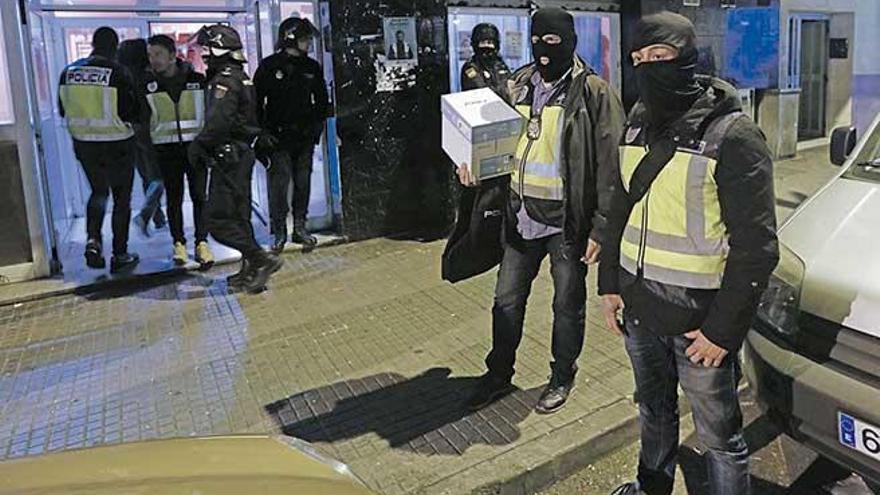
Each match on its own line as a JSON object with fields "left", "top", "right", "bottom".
{"left": 0, "top": 9, "right": 15, "bottom": 125}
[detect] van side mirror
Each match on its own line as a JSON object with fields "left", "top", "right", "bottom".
{"left": 830, "top": 126, "right": 858, "bottom": 166}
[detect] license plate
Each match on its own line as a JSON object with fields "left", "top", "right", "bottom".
{"left": 838, "top": 412, "right": 880, "bottom": 462}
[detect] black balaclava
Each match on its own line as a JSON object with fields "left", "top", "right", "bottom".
{"left": 531, "top": 8, "right": 577, "bottom": 82}
{"left": 471, "top": 23, "right": 501, "bottom": 66}
{"left": 92, "top": 27, "right": 119, "bottom": 60}
{"left": 632, "top": 12, "right": 704, "bottom": 129}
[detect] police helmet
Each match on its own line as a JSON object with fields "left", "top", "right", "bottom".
{"left": 196, "top": 24, "right": 246, "bottom": 62}
{"left": 471, "top": 23, "right": 501, "bottom": 51}
{"left": 278, "top": 17, "right": 319, "bottom": 49}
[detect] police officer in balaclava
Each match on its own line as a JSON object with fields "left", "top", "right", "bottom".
{"left": 599, "top": 12, "right": 777, "bottom": 495}
{"left": 460, "top": 23, "right": 511, "bottom": 97}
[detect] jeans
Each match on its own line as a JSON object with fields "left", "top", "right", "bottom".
{"left": 268, "top": 146, "right": 313, "bottom": 234}
{"left": 486, "top": 234, "right": 587, "bottom": 384}
{"left": 132, "top": 125, "right": 164, "bottom": 223}
{"left": 623, "top": 314, "right": 750, "bottom": 495}
{"left": 73, "top": 139, "right": 135, "bottom": 255}
{"left": 158, "top": 145, "right": 208, "bottom": 244}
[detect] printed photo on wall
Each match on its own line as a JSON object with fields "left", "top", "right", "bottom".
{"left": 376, "top": 16, "right": 419, "bottom": 93}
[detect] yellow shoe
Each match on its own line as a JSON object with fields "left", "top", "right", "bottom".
{"left": 172, "top": 242, "right": 187, "bottom": 265}
{"left": 195, "top": 241, "right": 215, "bottom": 269}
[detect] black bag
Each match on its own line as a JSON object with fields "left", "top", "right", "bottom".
{"left": 441, "top": 176, "right": 510, "bottom": 283}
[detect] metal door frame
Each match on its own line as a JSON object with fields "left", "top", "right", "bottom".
{"left": 0, "top": 1, "right": 56, "bottom": 281}
{"left": 789, "top": 12, "right": 829, "bottom": 139}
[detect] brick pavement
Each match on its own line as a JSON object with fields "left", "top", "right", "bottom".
{"left": 0, "top": 147, "right": 839, "bottom": 494}
{"left": 0, "top": 238, "right": 635, "bottom": 494}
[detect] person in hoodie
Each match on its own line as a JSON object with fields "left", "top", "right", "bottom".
{"left": 460, "top": 23, "right": 510, "bottom": 97}
{"left": 145, "top": 34, "right": 214, "bottom": 269}
{"left": 118, "top": 39, "right": 167, "bottom": 237}
{"left": 459, "top": 7, "right": 625, "bottom": 415}
{"left": 58, "top": 27, "right": 141, "bottom": 273}
{"left": 598, "top": 12, "right": 778, "bottom": 495}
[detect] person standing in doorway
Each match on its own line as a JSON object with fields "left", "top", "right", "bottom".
{"left": 254, "top": 17, "right": 329, "bottom": 253}
{"left": 145, "top": 34, "right": 214, "bottom": 269}
{"left": 459, "top": 7, "right": 625, "bottom": 414}
{"left": 118, "top": 39, "right": 167, "bottom": 237}
{"left": 58, "top": 27, "right": 141, "bottom": 273}
{"left": 599, "top": 12, "right": 778, "bottom": 495}
{"left": 189, "top": 24, "right": 283, "bottom": 294}
{"left": 460, "top": 23, "right": 511, "bottom": 97}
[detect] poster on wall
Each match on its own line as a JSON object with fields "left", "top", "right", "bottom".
{"left": 457, "top": 31, "right": 473, "bottom": 60}
{"left": 376, "top": 16, "right": 418, "bottom": 93}
{"left": 504, "top": 31, "right": 523, "bottom": 60}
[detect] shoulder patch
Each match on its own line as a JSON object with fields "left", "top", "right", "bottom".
{"left": 465, "top": 67, "right": 478, "bottom": 79}
{"left": 186, "top": 82, "right": 201, "bottom": 90}
{"left": 242, "top": 79, "right": 254, "bottom": 86}
{"left": 213, "top": 84, "right": 229, "bottom": 99}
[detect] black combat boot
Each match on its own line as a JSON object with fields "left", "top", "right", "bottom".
{"left": 84, "top": 239, "right": 105, "bottom": 269}
{"left": 291, "top": 222, "right": 317, "bottom": 248}
{"left": 227, "top": 258, "right": 252, "bottom": 288}
{"left": 110, "top": 252, "right": 140, "bottom": 274}
{"left": 243, "top": 252, "right": 284, "bottom": 294}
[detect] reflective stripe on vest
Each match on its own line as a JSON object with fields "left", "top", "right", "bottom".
{"left": 60, "top": 84, "right": 134, "bottom": 142}
{"left": 619, "top": 144, "right": 728, "bottom": 289}
{"left": 147, "top": 89, "right": 205, "bottom": 144}
{"left": 510, "top": 104, "right": 564, "bottom": 201}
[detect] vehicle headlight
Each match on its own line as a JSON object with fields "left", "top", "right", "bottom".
{"left": 755, "top": 244, "right": 806, "bottom": 340}
{"left": 273, "top": 435, "right": 367, "bottom": 486}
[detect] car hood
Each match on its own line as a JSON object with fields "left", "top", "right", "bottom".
{"left": 782, "top": 177, "right": 880, "bottom": 339}
{"left": 0, "top": 436, "right": 373, "bottom": 495}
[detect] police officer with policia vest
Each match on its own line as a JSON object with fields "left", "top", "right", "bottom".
{"left": 460, "top": 23, "right": 511, "bottom": 97}
{"left": 188, "top": 25, "right": 284, "bottom": 294}
{"left": 599, "top": 13, "right": 778, "bottom": 495}
{"left": 145, "top": 35, "right": 214, "bottom": 269}
{"left": 459, "top": 7, "right": 625, "bottom": 415}
{"left": 58, "top": 27, "right": 142, "bottom": 273}
{"left": 254, "top": 17, "right": 328, "bottom": 253}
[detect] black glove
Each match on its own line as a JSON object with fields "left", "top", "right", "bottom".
{"left": 254, "top": 134, "right": 279, "bottom": 168}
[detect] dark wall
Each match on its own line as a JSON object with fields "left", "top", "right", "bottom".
{"left": 330, "top": 0, "right": 454, "bottom": 241}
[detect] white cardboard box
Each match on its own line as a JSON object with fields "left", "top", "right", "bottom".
{"left": 441, "top": 88, "right": 524, "bottom": 183}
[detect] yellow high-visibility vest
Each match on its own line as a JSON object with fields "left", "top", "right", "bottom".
{"left": 59, "top": 64, "right": 134, "bottom": 142}
{"left": 619, "top": 113, "right": 744, "bottom": 289}
{"left": 146, "top": 79, "right": 205, "bottom": 145}
{"left": 510, "top": 104, "right": 565, "bottom": 201}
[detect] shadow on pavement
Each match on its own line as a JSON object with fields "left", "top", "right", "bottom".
{"left": 265, "top": 367, "right": 542, "bottom": 456}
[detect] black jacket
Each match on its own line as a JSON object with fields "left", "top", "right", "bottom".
{"left": 460, "top": 56, "right": 511, "bottom": 98}
{"left": 193, "top": 62, "right": 261, "bottom": 153}
{"left": 598, "top": 76, "right": 779, "bottom": 351}
{"left": 58, "top": 54, "right": 140, "bottom": 126}
{"left": 254, "top": 51, "right": 329, "bottom": 146}
{"left": 442, "top": 58, "right": 625, "bottom": 282}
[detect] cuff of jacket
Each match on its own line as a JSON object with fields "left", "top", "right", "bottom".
{"left": 701, "top": 306, "right": 753, "bottom": 352}
{"left": 597, "top": 264, "right": 620, "bottom": 295}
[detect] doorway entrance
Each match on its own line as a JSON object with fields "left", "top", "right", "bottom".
{"left": 21, "top": 0, "right": 338, "bottom": 285}
{"left": 791, "top": 15, "right": 829, "bottom": 140}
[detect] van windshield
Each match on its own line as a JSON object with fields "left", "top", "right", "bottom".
{"left": 845, "top": 121, "right": 880, "bottom": 182}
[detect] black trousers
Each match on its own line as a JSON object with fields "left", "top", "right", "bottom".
{"left": 157, "top": 145, "right": 208, "bottom": 244}
{"left": 73, "top": 139, "right": 135, "bottom": 255}
{"left": 206, "top": 144, "right": 262, "bottom": 259}
{"left": 267, "top": 145, "right": 313, "bottom": 234}
{"left": 487, "top": 234, "right": 587, "bottom": 384}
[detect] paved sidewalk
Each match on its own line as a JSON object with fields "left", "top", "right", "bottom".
{"left": 0, "top": 148, "right": 839, "bottom": 494}
{"left": 0, "top": 238, "right": 637, "bottom": 494}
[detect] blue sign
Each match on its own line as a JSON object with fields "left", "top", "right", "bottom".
{"left": 724, "top": 7, "right": 780, "bottom": 89}
{"left": 840, "top": 413, "right": 857, "bottom": 448}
